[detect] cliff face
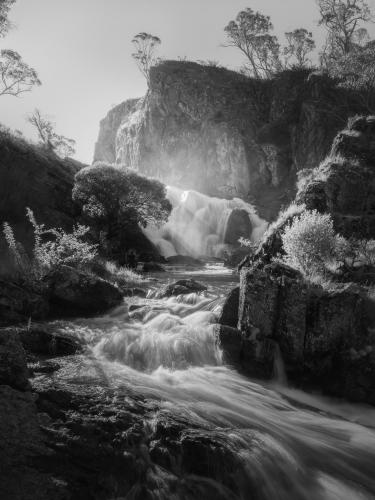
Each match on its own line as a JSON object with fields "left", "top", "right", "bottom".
{"left": 94, "top": 61, "right": 364, "bottom": 220}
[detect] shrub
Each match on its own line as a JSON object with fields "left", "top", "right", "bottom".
{"left": 281, "top": 210, "right": 337, "bottom": 275}
{"left": 2, "top": 208, "right": 98, "bottom": 286}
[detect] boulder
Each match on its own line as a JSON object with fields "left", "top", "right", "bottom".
{"left": 0, "top": 279, "right": 49, "bottom": 326}
{"left": 47, "top": 265, "right": 123, "bottom": 317}
{"left": 0, "top": 329, "right": 29, "bottom": 390}
{"left": 224, "top": 209, "right": 252, "bottom": 245}
{"left": 166, "top": 255, "right": 203, "bottom": 267}
{"left": 18, "top": 327, "right": 81, "bottom": 356}
{"left": 218, "top": 287, "right": 239, "bottom": 328}
{"left": 156, "top": 279, "right": 207, "bottom": 298}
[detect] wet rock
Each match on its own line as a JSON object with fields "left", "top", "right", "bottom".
{"left": 166, "top": 255, "right": 203, "bottom": 266}
{"left": 224, "top": 209, "right": 252, "bottom": 245}
{"left": 157, "top": 279, "right": 207, "bottom": 298}
{"left": 0, "top": 328, "right": 30, "bottom": 390}
{"left": 46, "top": 265, "right": 123, "bottom": 317}
{"left": 215, "top": 324, "right": 243, "bottom": 365}
{"left": 0, "top": 279, "right": 49, "bottom": 326}
{"left": 122, "top": 287, "right": 148, "bottom": 297}
{"left": 142, "top": 261, "right": 166, "bottom": 272}
{"left": 218, "top": 286, "right": 239, "bottom": 328}
{"left": 18, "top": 327, "right": 81, "bottom": 356}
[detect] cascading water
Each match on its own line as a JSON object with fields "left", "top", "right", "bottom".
{"left": 47, "top": 264, "right": 375, "bottom": 500}
{"left": 144, "top": 186, "right": 268, "bottom": 258}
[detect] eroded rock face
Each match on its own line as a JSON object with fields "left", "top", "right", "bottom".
{"left": 235, "top": 262, "right": 375, "bottom": 403}
{"left": 95, "top": 64, "right": 363, "bottom": 220}
{"left": 298, "top": 116, "right": 375, "bottom": 238}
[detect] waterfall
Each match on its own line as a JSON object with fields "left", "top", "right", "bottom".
{"left": 144, "top": 186, "right": 268, "bottom": 258}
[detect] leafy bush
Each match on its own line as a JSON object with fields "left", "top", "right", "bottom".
{"left": 2, "top": 208, "right": 97, "bottom": 285}
{"left": 281, "top": 210, "right": 337, "bottom": 275}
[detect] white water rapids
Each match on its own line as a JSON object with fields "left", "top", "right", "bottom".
{"left": 49, "top": 264, "right": 375, "bottom": 500}
{"left": 144, "top": 186, "right": 268, "bottom": 258}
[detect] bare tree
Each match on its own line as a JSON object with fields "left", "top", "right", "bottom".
{"left": 317, "top": 0, "right": 373, "bottom": 58}
{"left": 284, "top": 29, "right": 316, "bottom": 68}
{"left": 224, "top": 8, "right": 281, "bottom": 78}
{"left": 0, "top": 0, "right": 15, "bottom": 38}
{"left": 27, "top": 109, "right": 76, "bottom": 158}
{"left": 0, "top": 49, "right": 41, "bottom": 96}
{"left": 131, "top": 32, "right": 161, "bottom": 84}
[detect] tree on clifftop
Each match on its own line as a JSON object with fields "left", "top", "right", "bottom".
{"left": 284, "top": 29, "right": 316, "bottom": 68}
{"left": 224, "top": 8, "right": 281, "bottom": 78}
{"left": 0, "top": 1, "right": 41, "bottom": 97}
{"left": 131, "top": 32, "right": 161, "bottom": 84}
{"left": 27, "top": 109, "right": 76, "bottom": 158}
{"left": 317, "top": 0, "right": 373, "bottom": 61}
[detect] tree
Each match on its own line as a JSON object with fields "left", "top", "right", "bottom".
{"left": 0, "top": 0, "right": 15, "bottom": 38}
{"left": 72, "top": 164, "right": 172, "bottom": 253}
{"left": 27, "top": 109, "right": 76, "bottom": 158}
{"left": 224, "top": 8, "right": 281, "bottom": 78}
{"left": 0, "top": 49, "right": 41, "bottom": 96}
{"left": 131, "top": 32, "right": 161, "bottom": 83}
{"left": 284, "top": 29, "right": 316, "bottom": 68}
{"left": 317, "top": 0, "right": 373, "bottom": 60}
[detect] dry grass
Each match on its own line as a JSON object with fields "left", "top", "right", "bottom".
{"left": 103, "top": 261, "right": 146, "bottom": 288}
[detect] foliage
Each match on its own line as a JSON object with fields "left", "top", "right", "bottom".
{"left": 317, "top": 0, "right": 373, "bottom": 65}
{"left": 103, "top": 261, "right": 146, "bottom": 288}
{"left": 73, "top": 164, "right": 172, "bottom": 251}
{"left": 224, "top": 8, "right": 281, "bottom": 78}
{"left": 284, "top": 29, "right": 316, "bottom": 68}
{"left": 2, "top": 208, "right": 97, "bottom": 285}
{"left": 0, "top": 49, "right": 41, "bottom": 97}
{"left": 0, "top": 0, "right": 15, "bottom": 37}
{"left": 336, "top": 236, "right": 375, "bottom": 269}
{"left": 132, "top": 32, "right": 161, "bottom": 84}
{"left": 281, "top": 210, "right": 337, "bottom": 275}
{"left": 27, "top": 109, "right": 76, "bottom": 158}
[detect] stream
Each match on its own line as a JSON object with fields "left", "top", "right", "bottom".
{"left": 37, "top": 264, "right": 375, "bottom": 500}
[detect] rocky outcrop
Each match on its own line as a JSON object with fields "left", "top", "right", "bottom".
{"left": 95, "top": 63, "right": 365, "bottom": 220}
{"left": 218, "top": 287, "right": 239, "bottom": 328}
{"left": 47, "top": 265, "right": 123, "bottom": 317}
{"left": 0, "top": 280, "right": 49, "bottom": 326}
{"left": 0, "top": 329, "right": 29, "bottom": 390}
{"left": 298, "top": 115, "right": 375, "bottom": 238}
{"left": 93, "top": 99, "right": 139, "bottom": 164}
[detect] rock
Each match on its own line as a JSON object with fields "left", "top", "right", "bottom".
{"left": 238, "top": 261, "right": 375, "bottom": 402}
{"left": 297, "top": 116, "right": 375, "bottom": 239}
{"left": 0, "top": 279, "right": 49, "bottom": 326}
{"left": 166, "top": 255, "right": 203, "bottom": 266}
{"left": 95, "top": 64, "right": 362, "bottom": 220}
{"left": 18, "top": 327, "right": 81, "bottom": 356}
{"left": 142, "top": 261, "right": 166, "bottom": 272}
{"left": 47, "top": 265, "right": 123, "bottom": 317}
{"left": 122, "top": 287, "right": 148, "bottom": 297}
{"left": 0, "top": 329, "right": 29, "bottom": 390}
{"left": 157, "top": 279, "right": 207, "bottom": 298}
{"left": 224, "top": 209, "right": 252, "bottom": 245}
{"left": 215, "top": 324, "right": 243, "bottom": 366}
{"left": 218, "top": 287, "right": 239, "bottom": 328}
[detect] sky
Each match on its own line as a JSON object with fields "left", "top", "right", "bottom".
{"left": 1, "top": 0, "right": 375, "bottom": 163}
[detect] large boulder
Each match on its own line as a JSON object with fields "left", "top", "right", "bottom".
{"left": 18, "top": 327, "right": 81, "bottom": 356}
{"left": 0, "top": 329, "right": 29, "bottom": 390}
{"left": 237, "top": 262, "right": 375, "bottom": 402}
{"left": 218, "top": 287, "right": 239, "bottom": 328}
{"left": 0, "top": 279, "right": 49, "bottom": 326}
{"left": 47, "top": 265, "right": 123, "bottom": 317}
{"left": 156, "top": 279, "right": 207, "bottom": 298}
{"left": 224, "top": 210, "right": 252, "bottom": 245}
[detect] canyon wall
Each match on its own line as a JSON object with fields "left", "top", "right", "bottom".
{"left": 94, "top": 61, "right": 364, "bottom": 220}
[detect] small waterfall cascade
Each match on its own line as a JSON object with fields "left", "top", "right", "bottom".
{"left": 144, "top": 186, "right": 268, "bottom": 258}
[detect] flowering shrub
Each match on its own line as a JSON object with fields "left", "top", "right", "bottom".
{"left": 281, "top": 210, "right": 337, "bottom": 275}
{"left": 3, "top": 208, "right": 98, "bottom": 284}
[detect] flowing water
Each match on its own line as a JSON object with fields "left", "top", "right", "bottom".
{"left": 144, "top": 186, "right": 268, "bottom": 258}
{"left": 46, "top": 264, "right": 375, "bottom": 500}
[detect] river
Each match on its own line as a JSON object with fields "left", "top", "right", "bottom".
{"left": 37, "top": 263, "right": 375, "bottom": 500}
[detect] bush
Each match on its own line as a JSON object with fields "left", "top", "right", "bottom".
{"left": 281, "top": 210, "right": 337, "bottom": 275}
{"left": 3, "top": 208, "right": 98, "bottom": 286}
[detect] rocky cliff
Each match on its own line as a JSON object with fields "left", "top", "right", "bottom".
{"left": 95, "top": 61, "right": 365, "bottom": 220}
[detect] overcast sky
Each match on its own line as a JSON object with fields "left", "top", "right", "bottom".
{"left": 1, "top": 0, "right": 375, "bottom": 163}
